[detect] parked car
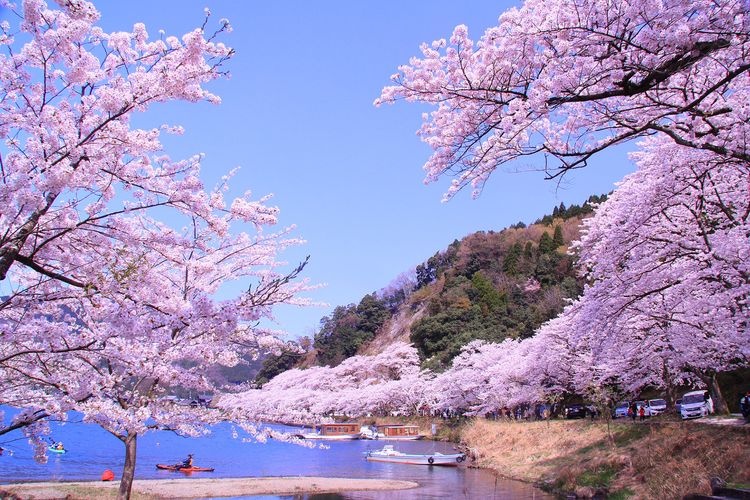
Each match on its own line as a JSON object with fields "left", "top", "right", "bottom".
{"left": 613, "top": 401, "right": 630, "bottom": 419}
{"left": 680, "top": 390, "right": 714, "bottom": 420}
{"left": 564, "top": 404, "right": 588, "bottom": 419}
{"left": 647, "top": 398, "right": 667, "bottom": 416}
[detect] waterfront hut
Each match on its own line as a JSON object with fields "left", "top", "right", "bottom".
{"left": 296, "top": 422, "right": 362, "bottom": 440}
{"left": 377, "top": 424, "right": 424, "bottom": 440}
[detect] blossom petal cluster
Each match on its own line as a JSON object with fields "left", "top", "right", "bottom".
{"left": 222, "top": 343, "right": 430, "bottom": 424}
{"left": 377, "top": 0, "right": 750, "bottom": 200}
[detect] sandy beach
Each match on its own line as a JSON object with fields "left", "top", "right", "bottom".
{"left": 0, "top": 476, "right": 420, "bottom": 499}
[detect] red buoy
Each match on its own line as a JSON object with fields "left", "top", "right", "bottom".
{"left": 101, "top": 469, "right": 115, "bottom": 481}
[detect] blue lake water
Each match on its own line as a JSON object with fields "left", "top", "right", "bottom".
{"left": 0, "top": 409, "right": 550, "bottom": 499}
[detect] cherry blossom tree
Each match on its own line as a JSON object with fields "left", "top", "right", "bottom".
{"left": 571, "top": 136, "right": 750, "bottom": 412}
{"left": 430, "top": 340, "right": 523, "bottom": 417}
{"left": 377, "top": 0, "right": 749, "bottom": 407}
{"left": 0, "top": 1, "right": 311, "bottom": 497}
{"left": 222, "top": 342, "right": 423, "bottom": 423}
{"left": 428, "top": 313, "right": 584, "bottom": 419}
{"left": 377, "top": 0, "right": 749, "bottom": 199}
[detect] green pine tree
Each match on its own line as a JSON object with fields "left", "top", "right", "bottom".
{"left": 553, "top": 225, "right": 564, "bottom": 247}
{"left": 539, "top": 231, "right": 555, "bottom": 253}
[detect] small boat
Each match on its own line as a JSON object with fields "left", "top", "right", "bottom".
{"left": 48, "top": 446, "right": 67, "bottom": 454}
{"left": 360, "top": 424, "right": 425, "bottom": 441}
{"left": 294, "top": 422, "right": 361, "bottom": 440}
{"left": 155, "top": 464, "right": 215, "bottom": 472}
{"left": 365, "top": 445, "right": 465, "bottom": 466}
{"left": 360, "top": 425, "right": 379, "bottom": 439}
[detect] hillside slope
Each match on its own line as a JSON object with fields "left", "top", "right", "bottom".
{"left": 291, "top": 196, "right": 605, "bottom": 373}
{"left": 461, "top": 418, "right": 750, "bottom": 499}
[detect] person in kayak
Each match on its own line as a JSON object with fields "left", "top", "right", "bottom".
{"left": 180, "top": 454, "right": 194, "bottom": 469}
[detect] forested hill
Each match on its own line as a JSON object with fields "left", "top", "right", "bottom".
{"left": 254, "top": 195, "right": 606, "bottom": 384}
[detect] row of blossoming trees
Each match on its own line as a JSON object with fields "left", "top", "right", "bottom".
{"left": 0, "top": 1, "right": 313, "bottom": 498}
{"left": 226, "top": 0, "right": 749, "bottom": 420}
{"left": 1, "top": 0, "right": 749, "bottom": 497}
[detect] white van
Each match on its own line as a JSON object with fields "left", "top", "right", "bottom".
{"left": 680, "top": 390, "right": 714, "bottom": 420}
{"left": 647, "top": 398, "right": 667, "bottom": 416}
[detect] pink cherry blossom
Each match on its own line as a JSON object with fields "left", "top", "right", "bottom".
{"left": 0, "top": 1, "right": 311, "bottom": 497}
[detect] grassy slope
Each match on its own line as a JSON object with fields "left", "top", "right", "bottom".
{"left": 460, "top": 418, "right": 750, "bottom": 499}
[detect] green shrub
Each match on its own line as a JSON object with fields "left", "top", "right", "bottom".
{"left": 576, "top": 464, "right": 619, "bottom": 488}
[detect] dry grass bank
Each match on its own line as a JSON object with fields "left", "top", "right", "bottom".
{"left": 461, "top": 418, "right": 750, "bottom": 499}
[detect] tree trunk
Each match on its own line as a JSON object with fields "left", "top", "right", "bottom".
{"left": 117, "top": 433, "right": 138, "bottom": 500}
{"left": 706, "top": 373, "right": 729, "bottom": 415}
{"left": 0, "top": 193, "right": 56, "bottom": 281}
{"left": 662, "top": 358, "right": 676, "bottom": 407}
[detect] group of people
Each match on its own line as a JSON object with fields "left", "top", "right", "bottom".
{"left": 46, "top": 438, "right": 65, "bottom": 451}
{"left": 627, "top": 402, "right": 647, "bottom": 421}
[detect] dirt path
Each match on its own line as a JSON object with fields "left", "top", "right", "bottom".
{"left": 700, "top": 415, "right": 748, "bottom": 426}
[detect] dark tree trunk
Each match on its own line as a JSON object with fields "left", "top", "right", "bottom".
{"left": 117, "top": 433, "right": 138, "bottom": 500}
{"left": 706, "top": 373, "right": 729, "bottom": 415}
{"left": 662, "top": 358, "right": 676, "bottom": 407}
{"left": 0, "top": 193, "right": 57, "bottom": 281}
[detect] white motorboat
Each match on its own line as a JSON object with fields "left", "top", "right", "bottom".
{"left": 365, "top": 445, "right": 465, "bottom": 466}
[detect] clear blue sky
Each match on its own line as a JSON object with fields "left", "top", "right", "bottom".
{"left": 65, "top": 1, "right": 637, "bottom": 338}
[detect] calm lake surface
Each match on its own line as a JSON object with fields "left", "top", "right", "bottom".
{"left": 0, "top": 409, "right": 550, "bottom": 499}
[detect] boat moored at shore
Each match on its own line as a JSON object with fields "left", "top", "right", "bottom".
{"left": 360, "top": 424, "right": 425, "bottom": 440}
{"left": 365, "top": 445, "right": 465, "bottom": 466}
{"left": 294, "top": 422, "right": 362, "bottom": 440}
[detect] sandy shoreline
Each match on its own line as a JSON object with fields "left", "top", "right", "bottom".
{"left": 0, "top": 476, "right": 420, "bottom": 499}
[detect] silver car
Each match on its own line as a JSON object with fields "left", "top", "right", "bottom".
{"left": 613, "top": 401, "right": 629, "bottom": 419}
